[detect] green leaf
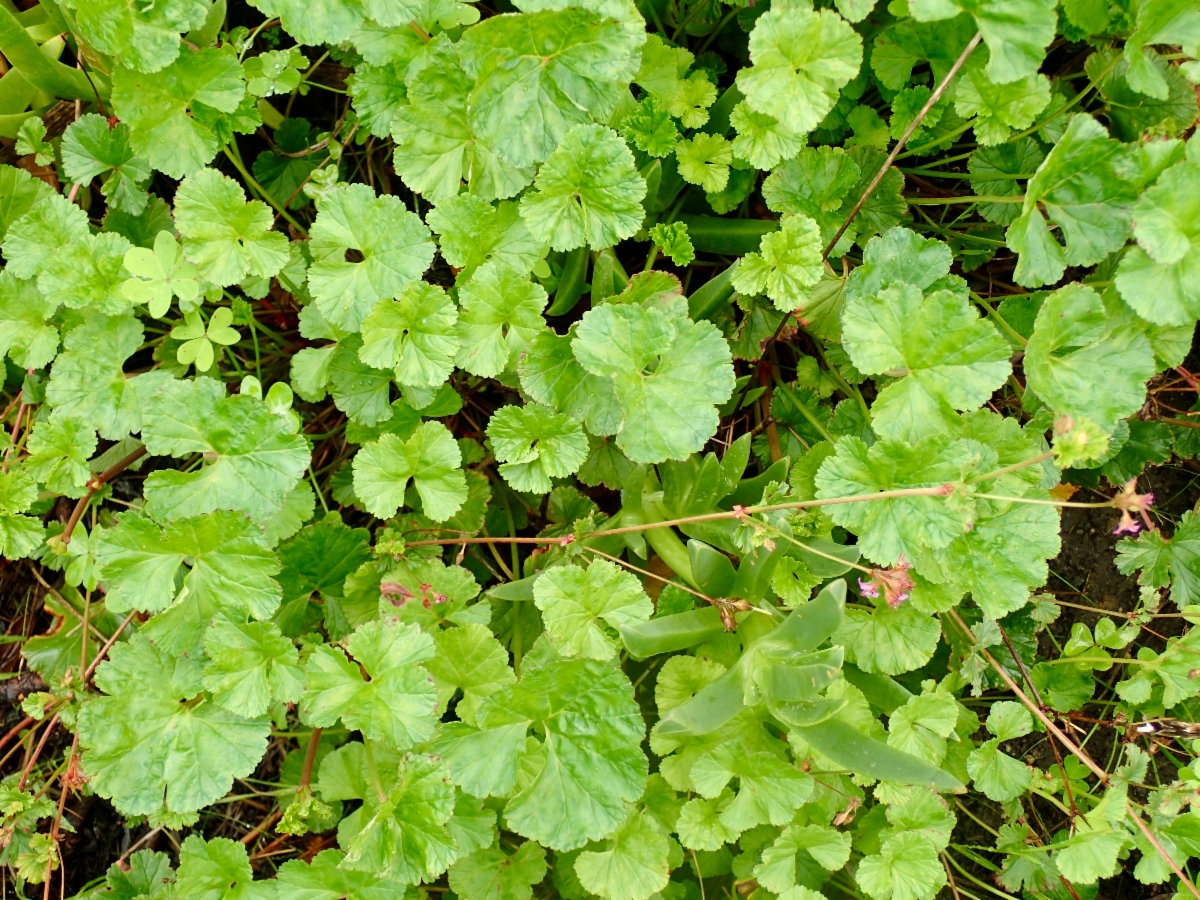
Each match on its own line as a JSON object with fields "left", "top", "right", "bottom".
{"left": 1115, "top": 156, "right": 1200, "bottom": 326}
{"left": 649, "top": 222, "right": 695, "bottom": 268}
{"left": 518, "top": 329, "right": 623, "bottom": 437}
{"left": 856, "top": 832, "right": 946, "bottom": 900}
{"left": 1024, "top": 282, "right": 1156, "bottom": 431}
{"left": 842, "top": 283, "right": 1011, "bottom": 442}
{"left": 735, "top": 5, "right": 863, "bottom": 137}
{"left": 301, "top": 619, "right": 438, "bottom": 750}
{"left": 675, "top": 133, "right": 732, "bottom": 194}
{"left": 1123, "top": 0, "right": 1200, "bottom": 100}
{"left": 574, "top": 810, "right": 669, "bottom": 900}
{"left": 244, "top": 48, "right": 307, "bottom": 97}
{"left": 730, "top": 102, "right": 803, "bottom": 171}
{"left": 909, "top": 0, "right": 1056, "bottom": 84}
{"left": 359, "top": 280, "right": 459, "bottom": 388}
{"left": 121, "top": 231, "right": 201, "bottom": 318}
{"left": 427, "top": 195, "right": 543, "bottom": 282}
{"left": 533, "top": 560, "right": 652, "bottom": 659}
{"left": 0, "top": 272, "right": 57, "bottom": 370}
{"left": 352, "top": 422, "right": 466, "bottom": 521}
{"left": 57, "top": 0, "right": 209, "bottom": 74}
{"left": 449, "top": 842, "right": 548, "bottom": 900}
{"left": 887, "top": 691, "right": 958, "bottom": 764}
{"left": 0, "top": 470, "right": 45, "bottom": 559}
{"left": 275, "top": 848, "right": 412, "bottom": 898}
{"left": 25, "top": 415, "right": 97, "bottom": 497}
{"left": 456, "top": 262, "right": 547, "bottom": 378}
{"left": 967, "top": 739, "right": 1031, "bottom": 801}
{"left": 140, "top": 376, "right": 310, "bottom": 522}
{"left": 175, "top": 835, "right": 255, "bottom": 900}
{"left": 1117, "top": 509, "right": 1200, "bottom": 606}
{"left": 676, "top": 796, "right": 738, "bottom": 850}
{"left": 487, "top": 403, "right": 588, "bottom": 493}
{"left": 392, "top": 33, "right": 533, "bottom": 203}
{"left": 839, "top": 602, "right": 942, "bottom": 675}
{"left": 571, "top": 303, "right": 734, "bottom": 463}
{"left": 202, "top": 613, "right": 303, "bottom": 718}
{"left": 732, "top": 215, "right": 824, "bottom": 313}
{"left": 0, "top": 165, "right": 51, "bottom": 243}
{"left": 328, "top": 336, "right": 394, "bottom": 427}
{"left": 954, "top": 62, "right": 1050, "bottom": 147}
{"left": 426, "top": 623, "right": 516, "bottom": 727}
{"left": 518, "top": 124, "right": 646, "bottom": 252}
{"left": 173, "top": 168, "right": 290, "bottom": 287}
{"left": 1006, "top": 115, "right": 1139, "bottom": 287}
{"left": 60, "top": 114, "right": 152, "bottom": 215}
{"left": 45, "top": 313, "right": 169, "bottom": 440}
{"left": 111, "top": 48, "right": 247, "bottom": 178}
{"left": 440, "top": 658, "right": 648, "bottom": 850}
{"left": 814, "top": 435, "right": 975, "bottom": 565}
{"left": 621, "top": 97, "right": 678, "bottom": 159}
{"left": 967, "top": 138, "right": 1044, "bottom": 226}
{"left": 307, "top": 183, "right": 435, "bottom": 332}
{"left": 77, "top": 634, "right": 270, "bottom": 816}
{"left": 460, "top": 9, "right": 644, "bottom": 168}
{"left": 755, "top": 824, "right": 852, "bottom": 893}
{"left": 690, "top": 745, "right": 813, "bottom": 831}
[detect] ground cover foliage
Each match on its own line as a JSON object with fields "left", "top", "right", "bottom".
{"left": 0, "top": 0, "right": 1199, "bottom": 896}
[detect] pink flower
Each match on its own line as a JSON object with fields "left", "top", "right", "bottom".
{"left": 858, "top": 556, "right": 915, "bottom": 609}
{"left": 1113, "top": 479, "right": 1155, "bottom": 536}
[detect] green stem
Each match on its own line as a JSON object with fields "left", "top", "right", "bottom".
{"left": 906, "top": 195, "right": 1025, "bottom": 205}
{"left": 970, "top": 291, "right": 1028, "bottom": 347}
{"left": 772, "top": 377, "right": 837, "bottom": 444}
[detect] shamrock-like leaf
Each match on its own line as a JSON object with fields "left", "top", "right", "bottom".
{"left": 140, "top": 376, "right": 310, "bottom": 522}
{"left": 533, "top": 560, "right": 652, "bottom": 659}
{"left": 111, "top": 47, "right": 247, "bottom": 178}
{"left": 307, "top": 183, "right": 435, "bottom": 332}
{"left": 171, "top": 307, "right": 241, "bottom": 372}
{"left": 77, "top": 634, "right": 270, "bottom": 817}
{"left": 735, "top": 4, "right": 863, "bottom": 137}
{"left": 352, "top": 421, "right": 466, "bottom": 521}
{"left": 487, "top": 404, "right": 589, "bottom": 493}
{"left": 359, "top": 281, "right": 459, "bottom": 388}
{"left": 301, "top": 619, "right": 438, "bottom": 749}
{"left": 455, "top": 262, "right": 547, "bottom": 378}
{"left": 122, "top": 231, "right": 200, "bottom": 318}
{"left": 842, "top": 283, "right": 1011, "bottom": 441}
{"left": 174, "top": 168, "right": 290, "bottom": 287}
{"left": 244, "top": 48, "right": 308, "bottom": 97}
{"left": 519, "top": 124, "right": 646, "bottom": 252}
{"left": 571, "top": 302, "right": 734, "bottom": 462}
{"left": 676, "top": 134, "right": 732, "bottom": 193}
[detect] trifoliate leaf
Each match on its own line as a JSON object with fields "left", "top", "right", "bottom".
{"left": 955, "top": 62, "right": 1051, "bottom": 146}
{"left": 449, "top": 842, "right": 547, "bottom": 900}
{"left": 1115, "top": 156, "right": 1200, "bottom": 327}
{"left": 909, "top": 0, "right": 1056, "bottom": 84}
{"left": 60, "top": 114, "right": 151, "bottom": 214}
{"left": 307, "top": 183, "right": 435, "bottom": 332}
{"left": 77, "top": 634, "right": 269, "bottom": 816}
{"left": 173, "top": 168, "right": 289, "bottom": 287}
{"left": 814, "top": 435, "right": 976, "bottom": 565}
{"left": 202, "top": 613, "right": 303, "bottom": 718}
{"left": 25, "top": 416, "right": 98, "bottom": 498}
{"left": 359, "top": 281, "right": 459, "bottom": 388}
{"left": 392, "top": 33, "right": 533, "bottom": 203}
{"left": 574, "top": 810, "right": 669, "bottom": 900}
{"left": 44, "top": 313, "right": 169, "bottom": 440}
{"left": 121, "top": 231, "right": 200, "bottom": 318}
{"left": 571, "top": 303, "right": 734, "bottom": 463}
{"left": 1006, "top": 115, "right": 1139, "bottom": 287}
{"left": 140, "top": 377, "right": 310, "bottom": 522}
{"left": 735, "top": 5, "right": 863, "bottom": 137}
{"left": 667, "top": 73, "right": 717, "bottom": 128}
{"left": 967, "top": 138, "right": 1045, "bottom": 226}
{"left": 533, "top": 560, "right": 652, "bottom": 659}
{"left": 427, "top": 195, "right": 543, "bottom": 281}
{"left": 456, "top": 262, "right": 547, "bottom": 378}
{"left": 94, "top": 509, "right": 281, "bottom": 619}
{"left": 301, "top": 619, "right": 438, "bottom": 750}
{"left": 621, "top": 98, "right": 678, "bottom": 159}
{"left": 519, "top": 124, "right": 646, "bottom": 252}
{"left": 244, "top": 48, "right": 307, "bottom": 97}
{"left": 732, "top": 215, "right": 825, "bottom": 313}
{"left": 111, "top": 47, "right": 247, "bottom": 178}
{"left": 675, "top": 133, "right": 732, "bottom": 194}
{"left": 518, "top": 329, "right": 624, "bottom": 437}
{"left": 438, "top": 659, "right": 648, "bottom": 850}
{"left": 1024, "top": 283, "right": 1156, "bottom": 431}
{"left": 842, "top": 283, "right": 1011, "bottom": 442}
{"left": 426, "top": 623, "right": 516, "bottom": 727}
{"left": 353, "top": 422, "right": 466, "bottom": 521}
{"left": 460, "top": 8, "right": 644, "bottom": 169}
{"left": 730, "top": 102, "right": 803, "bottom": 171}
{"left": 487, "top": 403, "right": 588, "bottom": 493}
